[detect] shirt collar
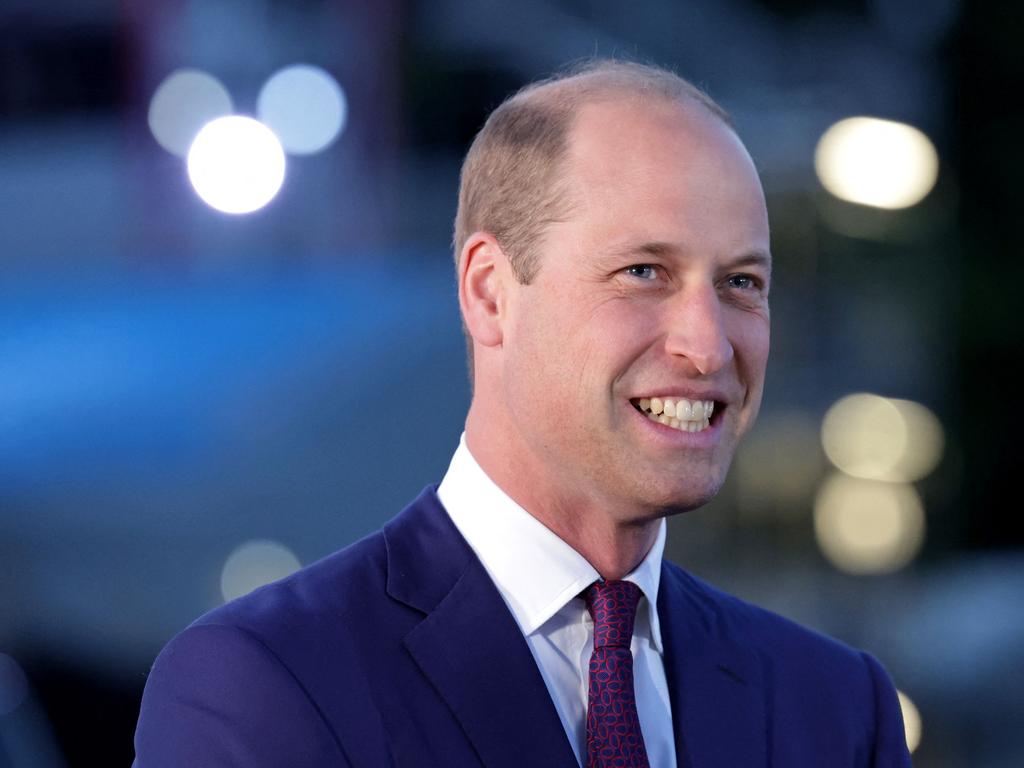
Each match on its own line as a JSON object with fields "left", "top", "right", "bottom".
{"left": 437, "top": 434, "right": 665, "bottom": 652}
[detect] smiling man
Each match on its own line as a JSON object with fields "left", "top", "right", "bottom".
{"left": 134, "top": 60, "right": 912, "bottom": 768}
{"left": 459, "top": 89, "right": 772, "bottom": 582}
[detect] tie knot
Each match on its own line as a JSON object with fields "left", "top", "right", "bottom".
{"left": 584, "top": 580, "right": 642, "bottom": 649}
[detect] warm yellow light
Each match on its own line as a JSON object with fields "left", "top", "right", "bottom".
{"left": 815, "top": 117, "right": 939, "bottom": 209}
{"left": 822, "top": 394, "right": 905, "bottom": 480}
{"left": 814, "top": 473, "right": 925, "bottom": 574}
{"left": 897, "top": 689, "right": 922, "bottom": 753}
{"left": 891, "top": 398, "right": 944, "bottom": 480}
{"left": 821, "top": 393, "right": 944, "bottom": 482}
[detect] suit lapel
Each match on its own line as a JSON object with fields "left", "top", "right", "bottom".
{"left": 658, "top": 564, "right": 768, "bottom": 768}
{"left": 385, "top": 490, "right": 578, "bottom": 768}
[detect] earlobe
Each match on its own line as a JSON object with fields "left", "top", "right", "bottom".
{"left": 458, "top": 232, "right": 505, "bottom": 348}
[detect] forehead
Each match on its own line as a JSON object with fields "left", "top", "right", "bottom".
{"left": 566, "top": 97, "right": 740, "bottom": 171}
{"left": 560, "top": 98, "right": 769, "bottom": 259}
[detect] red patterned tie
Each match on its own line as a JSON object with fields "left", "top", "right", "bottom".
{"left": 584, "top": 580, "right": 651, "bottom": 768}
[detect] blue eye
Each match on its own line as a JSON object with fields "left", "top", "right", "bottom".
{"left": 727, "top": 274, "right": 758, "bottom": 290}
{"left": 626, "top": 264, "right": 658, "bottom": 280}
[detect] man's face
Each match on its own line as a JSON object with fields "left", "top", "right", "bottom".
{"left": 497, "top": 99, "right": 771, "bottom": 520}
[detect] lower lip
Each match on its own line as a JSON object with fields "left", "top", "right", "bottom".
{"left": 630, "top": 403, "right": 724, "bottom": 447}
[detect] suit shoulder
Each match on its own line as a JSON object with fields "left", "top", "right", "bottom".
{"left": 663, "top": 561, "right": 868, "bottom": 671}
{"left": 136, "top": 620, "right": 347, "bottom": 766}
{"left": 136, "top": 531, "right": 396, "bottom": 765}
{"left": 661, "top": 562, "right": 911, "bottom": 764}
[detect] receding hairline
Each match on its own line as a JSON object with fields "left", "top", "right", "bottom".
{"left": 502, "top": 60, "right": 734, "bottom": 132}
{"left": 452, "top": 60, "right": 737, "bottom": 382}
{"left": 453, "top": 61, "right": 735, "bottom": 268}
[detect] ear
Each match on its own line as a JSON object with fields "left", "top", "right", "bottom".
{"left": 458, "top": 232, "right": 508, "bottom": 348}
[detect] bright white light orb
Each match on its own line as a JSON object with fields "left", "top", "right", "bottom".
{"left": 148, "top": 69, "right": 233, "bottom": 157}
{"left": 897, "top": 689, "right": 923, "bottom": 753}
{"left": 220, "top": 539, "right": 301, "bottom": 602}
{"left": 257, "top": 64, "right": 347, "bottom": 155}
{"left": 814, "top": 473, "right": 925, "bottom": 575}
{"left": 822, "top": 393, "right": 944, "bottom": 482}
{"left": 187, "top": 116, "right": 286, "bottom": 214}
{"left": 815, "top": 117, "right": 939, "bottom": 209}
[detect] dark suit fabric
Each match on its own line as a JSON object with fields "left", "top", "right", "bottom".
{"left": 133, "top": 487, "right": 912, "bottom": 767}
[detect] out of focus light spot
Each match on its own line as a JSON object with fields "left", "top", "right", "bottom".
{"left": 0, "top": 653, "right": 30, "bottom": 716}
{"left": 822, "top": 394, "right": 905, "bottom": 479}
{"left": 897, "top": 689, "right": 923, "bottom": 753}
{"left": 220, "top": 540, "right": 301, "bottom": 602}
{"left": 257, "top": 65, "right": 347, "bottom": 155}
{"left": 815, "top": 117, "right": 939, "bottom": 209}
{"left": 822, "top": 393, "right": 944, "bottom": 482}
{"left": 148, "top": 69, "right": 233, "bottom": 157}
{"left": 814, "top": 473, "right": 925, "bottom": 574}
{"left": 187, "top": 116, "right": 286, "bottom": 214}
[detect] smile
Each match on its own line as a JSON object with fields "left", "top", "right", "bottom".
{"left": 630, "top": 397, "right": 717, "bottom": 433}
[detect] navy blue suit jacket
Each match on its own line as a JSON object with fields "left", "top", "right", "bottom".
{"left": 134, "top": 487, "right": 912, "bottom": 767}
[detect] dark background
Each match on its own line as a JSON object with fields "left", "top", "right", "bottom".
{"left": 1, "top": 1, "right": 1021, "bottom": 765}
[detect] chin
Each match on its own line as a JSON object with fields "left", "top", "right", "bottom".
{"left": 662, "top": 490, "right": 720, "bottom": 517}
{"left": 638, "top": 474, "right": 726, "bottom": 517}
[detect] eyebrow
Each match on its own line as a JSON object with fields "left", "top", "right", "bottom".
{"left": 726, "top": 251, "right": 772, "bottom": 271}
{"left": 606, "top": 241, "right": 772, "bottom": 270}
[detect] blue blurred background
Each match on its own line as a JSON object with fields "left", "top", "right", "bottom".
{"left": 1, "top": 1, "right": 1022, "bottom": 765}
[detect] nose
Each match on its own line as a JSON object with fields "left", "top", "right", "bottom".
{"left": 663, "top": 283, "right": 734, "bottom": 375}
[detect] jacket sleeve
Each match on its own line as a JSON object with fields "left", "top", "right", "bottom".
{"left": 133, "top": 623, "right": 350, "bottom": 768}
{"left": 860, "top": 651, "right": 913, "bottom": 767}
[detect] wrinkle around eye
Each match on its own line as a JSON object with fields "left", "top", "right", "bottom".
{"left": 724, "top": 286, "right": 770, "bottom": 314}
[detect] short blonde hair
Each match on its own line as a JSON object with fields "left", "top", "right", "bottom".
{"left": 453, "top": 58, "right": 732, "bottom": 284}
{"left": 453, "top": 58, "right": 732, "bottom": 377}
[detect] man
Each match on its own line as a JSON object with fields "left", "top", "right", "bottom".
{"left": 134, "top": 60, "right": 912, "bottom": 767}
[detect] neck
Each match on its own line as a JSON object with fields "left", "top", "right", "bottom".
{"left": 465, "top": 407, "right": 663, "bottom": 581}
{"left": 527, "top": 505, "right": 662, "bottom": 581}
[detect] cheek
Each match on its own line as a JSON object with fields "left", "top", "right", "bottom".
{"left": 572, "top": 301, "right": 654, "bottom": 377}
{"left": 505, "top": 294, "right": 581, "bottom": 402}
{"left": 730, "top": 314, "right": 770, "bottom": 383}
{"left": 511, "top": 284, "right": 650, "bottom": 395}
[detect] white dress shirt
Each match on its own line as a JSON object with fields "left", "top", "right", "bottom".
{"left": 437, "top": 435, "right": 677, "bottom": 768}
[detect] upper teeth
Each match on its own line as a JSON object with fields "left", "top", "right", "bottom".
{"left": 639, "top": 397, "right": 714, "bottom": 420}
{"left": 636, "top": 397, "right": 714, "bottom": 433}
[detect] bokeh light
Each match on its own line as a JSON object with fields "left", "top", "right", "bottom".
{"left": 897, "top": 689, "right": 923, "bottom": 753}
{"left": 815, "top": 116, "right": 939, "bottom": 209}
{"left": 821, "top": 393, "right": 944, "bottom": 482}
{"left": 220, "top": 539, "right": 302, "bottom": 602}
{"left": 148, "top": 69, "right": 233, "bottom": 157}
{"left": 814, "top": 473, "right": 925, "bottom": 574}
{"left": 187, "top": 116, "right": 286, "bottom": 214}
{"left": 0, "top": 652, "right": 30, "bottom": 716}
{"left": 257, "top": 64, "right": 347, "bottom": 155}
